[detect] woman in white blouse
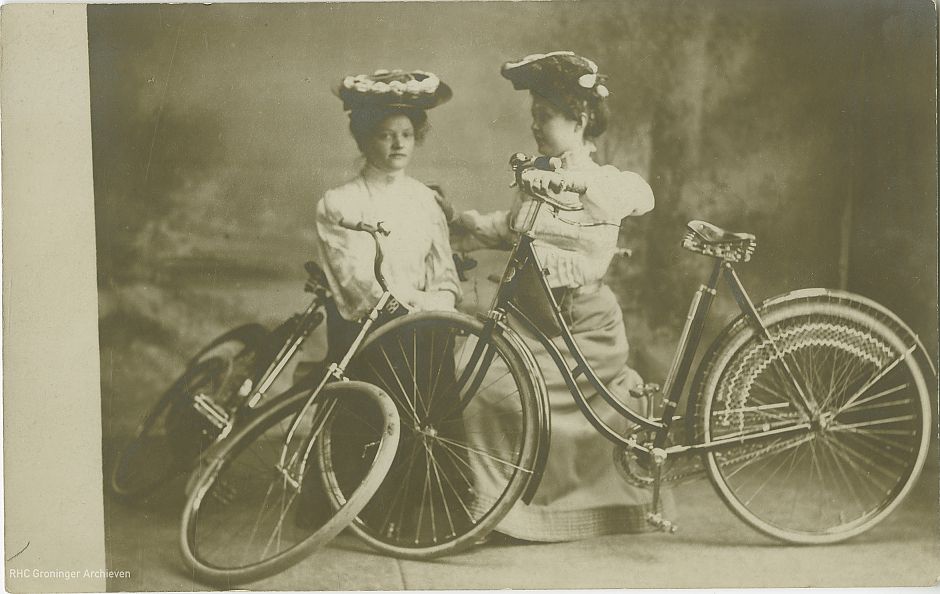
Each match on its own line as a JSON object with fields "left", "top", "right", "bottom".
{"left": 451, "top": 52, "right": 668, "bottom": 542}
{"left": 299, "top": 70, "right": 463, "bottom": 526}
{"left": 316, "top": 69, "right": 461, "bottom": 353}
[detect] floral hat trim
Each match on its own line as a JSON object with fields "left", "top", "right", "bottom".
{"left": 336, "top": 69, "right": 453, "bottom": 111}
{"left": 501, "top": 51, "right": 609, "bottom": 99}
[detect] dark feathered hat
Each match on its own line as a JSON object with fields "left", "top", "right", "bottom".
{"left": 501, "top": 51, "right": 610, "bottom": 102}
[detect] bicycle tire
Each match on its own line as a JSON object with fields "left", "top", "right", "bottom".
{"left": 179, "top": 381, "right": 400, "bottom": 586}
{"left": 191, "top": 323, "right": 269, "bottom": 370}
{"left": 109, "top": 325, "right": 269, "bottom": 501}
{"left": 691, "top": 294, "right": 932, "bottom": 544}
{"left": 319, "top": 311, "right": 541, "bottom": 559}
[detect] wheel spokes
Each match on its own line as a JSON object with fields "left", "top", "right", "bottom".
{"left": 710, "top": 314, "right": 925, "bottom": 539}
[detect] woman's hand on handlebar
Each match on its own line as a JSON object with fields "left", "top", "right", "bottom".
{"left": 520, "top": 169, "right": 568, "bottom": 196}
{"left": 510, "top": 152, "right": 587, "bottom": 200}
{"left": 519, "top": 169, "right": 584, "bottom": 212}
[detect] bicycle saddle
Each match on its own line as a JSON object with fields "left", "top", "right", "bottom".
{"left": 682, "top": 220, "right": 757, "bottom": 263}
{"left": 304, "top": 261, "right": 329, "bottom": 292}
{"left": 687, "top": 220, "right": 755, "bottom": 244}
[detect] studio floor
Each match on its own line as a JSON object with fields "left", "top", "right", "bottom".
{"left": 104, "top": 453, "right": 940, "bottom": 591}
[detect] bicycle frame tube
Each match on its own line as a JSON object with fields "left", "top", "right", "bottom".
{"left": 247, "top": 295, "right": 326, "bottom": 408}
{"left": 278, "top": 290, "right": 392, "bottom": 471}
{"left": 651, "top": 259, "right": 723, "bottom": 448}
{"left": 488, "top": 210, "right": 822, "bottom": 457}
{"left": 721, "top": 263, "right": 816, "bottom": 418}
{"left": 492, "top": 236, "right": 675, "bottom": 448}
{"left": 662, "top": 419, "right": 813, "bottom": 457}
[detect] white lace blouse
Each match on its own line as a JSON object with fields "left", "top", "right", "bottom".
{"left": 315, "top": 165, "right": 461, "bottom": 321}
{"left": 454, "top": 146, "right": 654, "bottom": 288}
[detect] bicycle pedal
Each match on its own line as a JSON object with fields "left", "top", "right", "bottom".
{"left": 645, "top": 512, "right": 678, "bottom": 534}
{"left": 629, "top": 383, "right": 661, "bottom": 398}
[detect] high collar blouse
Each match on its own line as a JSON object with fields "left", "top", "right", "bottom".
{"left": 315, "top": 165, "right": 461, "bottom": 320}
{"left": 455, "top": 145, "right": 655, "bottom": 288}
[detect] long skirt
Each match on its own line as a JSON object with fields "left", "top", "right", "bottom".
{"left": 468, "top": 284, "right": 673, "bottom": 542}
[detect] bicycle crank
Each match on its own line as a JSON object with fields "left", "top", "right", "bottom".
{"left": 613, "top": 439, "right": 704, "bottom": 488}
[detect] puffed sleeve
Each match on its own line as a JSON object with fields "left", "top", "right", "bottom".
{"left": 417, "top": 197, "right": 462, "bottom": 310}
{"left": 580, "top": 166, "right": 655, "bottom": 220}
{"left": 451, "top": 194, "right": 523, "bottom": 252}
{"left": 315, "top": 189, "right": 383, "bottom": 321}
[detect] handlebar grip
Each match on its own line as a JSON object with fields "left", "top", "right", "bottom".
{"left": 532, "top": 156, "right": 563, "bottom": 171}
{"left": 510, "top": 153, "right": 563, "bottom": 172}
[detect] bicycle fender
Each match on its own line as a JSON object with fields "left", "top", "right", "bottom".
{"left": 190, "top": 323, "right": 269, "bottom": 364}
{"left": 492, "top": 318, "right": 552, "bottom": 506}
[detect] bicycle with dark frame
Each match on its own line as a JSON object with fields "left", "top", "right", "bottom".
{"left": 175, "top": 154, "right": 935, "bottom": 584}
{"left": 311, "top": 152, "right": 935, "bottom": 557}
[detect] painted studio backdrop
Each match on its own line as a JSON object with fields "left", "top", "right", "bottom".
{"left": 90, "top": 1, "right": 937, "bottom": 586}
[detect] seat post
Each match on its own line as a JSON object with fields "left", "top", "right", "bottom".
{"left": 654, "top": 258, "right": 723, "bottom": 448}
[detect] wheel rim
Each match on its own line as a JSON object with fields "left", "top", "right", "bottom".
{"left": 705, "top": 308, "right": 929, "bottom": 541}
{"left": 327, "top": 318, "right": 532, "bottom": 551}
{"left": 184, "top": 389, "right": 392, "bottom": 574}
{"left": 111, "top": 360, "right": 226, "bottom": 497}
{"left": 110, "top": 330, "right": 261, "bottom": 500}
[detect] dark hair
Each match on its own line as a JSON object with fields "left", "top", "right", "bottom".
{"left": 533, "top": 89, "right": 609, "bottom": 139}
{"left": 348, "top": 106, "right": 430, "bottom": 152}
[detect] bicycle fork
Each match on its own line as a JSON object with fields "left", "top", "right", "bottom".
{"left": 275, "top": 292, "right": 393, "bottom": 492}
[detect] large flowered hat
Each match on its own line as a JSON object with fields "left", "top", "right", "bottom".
{"left": 501, "top": 51, "right": 610, "bottom": 101}
{"left": 336, "top": 69, "right": 453, "bottom": 111}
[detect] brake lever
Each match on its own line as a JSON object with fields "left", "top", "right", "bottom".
{"left": 509, "top": 152, "right": 530, "bottom": 188}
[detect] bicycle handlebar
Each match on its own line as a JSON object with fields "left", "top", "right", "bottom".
{"left": 509, "top": 153, "right": 584, "bottom": 212}
{"left": 338, "top": 218, "right": 391, "bottom": 293}
{"left": 510, "top": 152, "right": 563, "bottom": 174}
{"left": 338, "top": 219, "right": 390, "bottom": 237}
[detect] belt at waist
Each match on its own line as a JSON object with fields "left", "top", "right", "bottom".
{"left": 550, "top": 280, "right": 604, "bottom": 302}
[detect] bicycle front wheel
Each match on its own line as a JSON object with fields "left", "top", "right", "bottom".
{"left": 320, "top": 312, "right": 541, "bottom": 559}
{"left": 179, "top": 381, "right": 400, "bottom": 587}
{"left": 693, "top": 295, "right": 932, "bottom": 544}
{"left": 319, "top": 311, "right": 541, "bottom": 559}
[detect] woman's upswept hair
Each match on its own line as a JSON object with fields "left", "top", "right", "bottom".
{"left": 348, "top": 106, "right": 430, "bottom": 151}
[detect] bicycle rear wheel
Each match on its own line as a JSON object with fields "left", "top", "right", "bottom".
{"left": 109, "top": 325, "right": 267, "bottom": 500}
{"left": 179, "top": 381, "right": 399, "bottom": 587}
{"left": 319, "top": 311, "right": 541, "bottom": 559}
{"left": 693, "top": 295, "right": 932, "bottom": 543}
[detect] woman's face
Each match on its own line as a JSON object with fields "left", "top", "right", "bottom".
{"left": 363, "top": 114, "right": 415, "bottom": 172}
{"left": 530, "top": 94, "right": 583, "bottom": 157}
